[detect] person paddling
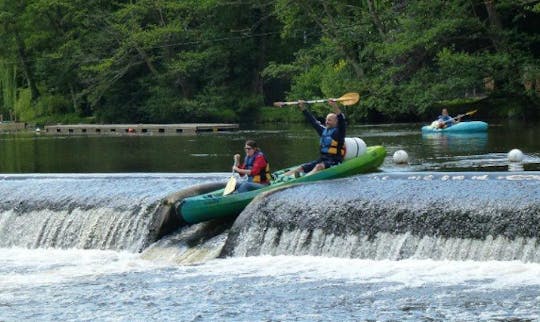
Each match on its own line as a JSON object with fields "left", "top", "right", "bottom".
{"left": 285, "top": 99, "right": 346, "bottom": 177}
{"left": 436, "top": 108, "right": 461, "bottom": 128}
{"left": 232, "top": 140, "right": 271, "bottom": 193}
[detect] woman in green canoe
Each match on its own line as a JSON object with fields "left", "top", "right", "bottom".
{"left": 232, "top": 139, "right": 271, "bottom": 193}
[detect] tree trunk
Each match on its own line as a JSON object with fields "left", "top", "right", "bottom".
{"left": 316, "top": 2, "right": 365, "bottom": 78}
{"left": 367, "top": 0, "right": 386, "bottom": 39}
{"left": 14, "top": 29, "right": 40, "bottom": 100}
{"left": 135, "top": 46, "right": 159, "bottom": 76}
{"left": 484, "top": 0, "right": 504, "bottom": 51}
{"left": 253, "top": 7, "right": 268, "bottom": 96}
{"left": 69, "top": 84, "right": 78, "bottom": 114}
{"left": 484, "top": 0, "right": 502, "bottom": 30}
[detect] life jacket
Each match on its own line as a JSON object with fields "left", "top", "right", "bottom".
{"left": 320, "top": 127, "right": 345, "bottom": 157}
{"left": 244, "top": 151, "right": 271, "bottom": 184}
{"left": 437, "top": 115, "right": 453, "bottom": 128}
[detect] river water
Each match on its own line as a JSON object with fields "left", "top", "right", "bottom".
{"left": 1, "top": 120, "right": 540, "bottom": 321}
{"left": 1, "top": 120, "right": 539, "bottom": 173}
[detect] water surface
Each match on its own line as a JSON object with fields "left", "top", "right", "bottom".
{"left": 1, "top": 120, "right": 539, "bottom": 173}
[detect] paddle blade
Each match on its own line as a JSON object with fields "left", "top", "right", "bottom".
{"left": 335, "top": 92, "right": 360, "bottom": 106}
{"left": 223, "top": 176, "right": 237, "bottom": 196}
{"left": 273, "top": 92, "right": 360, "bottom": 107}
{"left": 465, "top": 109, "right": 478, "bottom": 116}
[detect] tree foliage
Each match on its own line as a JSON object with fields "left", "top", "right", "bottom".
{"left": 0, "top": 0, "right": 538, "bottom": 123}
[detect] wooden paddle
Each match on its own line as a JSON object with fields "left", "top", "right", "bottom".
{"left": 435, "top": 109, "right": 478, "bottom": 128}
{"left": 273, "top": 92, "right": 360, "bottom": 107}
{"left": 452, "top": 109, "right": 478, "bottom": 121}
{"left": 223, "top": 161, "right": 237, "bottom": 196}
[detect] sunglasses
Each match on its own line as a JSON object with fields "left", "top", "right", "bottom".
{"left": 244, "top": 147, "right": 253, "bottom": 150}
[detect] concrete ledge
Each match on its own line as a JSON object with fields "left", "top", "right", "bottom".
{"left": 0, "top": 122, "right": 26, "bottom": 132}
{"left": 43, "top": 123, "right": 239, "bottom": 135}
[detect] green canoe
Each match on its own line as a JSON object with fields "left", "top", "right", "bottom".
{"left": 178, "top": 145, "right": 386, "bottom": 224}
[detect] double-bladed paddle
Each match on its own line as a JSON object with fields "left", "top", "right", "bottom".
{"left": 434, "top": 109, "right": 479, "bottom": 128}
{"left": 273, "top": 92, "right": 360, "bottom": 107}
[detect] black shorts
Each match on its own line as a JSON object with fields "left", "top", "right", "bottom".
{"left": 301, "top": 157, "right": 341, "bottom": 173}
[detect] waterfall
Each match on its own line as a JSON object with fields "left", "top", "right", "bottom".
{"left": 0, "top": 204, "right": 160, "bottom": 251}
{"left": 222, "top": 172, "right": 540, "bottom": 262}
{"left": 0, "top": 174, "right": 225, "bottom": 252}
{"left": 3, "top": 172, "right": 539, "bottom": 262}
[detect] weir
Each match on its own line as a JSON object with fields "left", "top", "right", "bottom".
{"left": 0, "top": 175, "right": 224, "bottom": 252}
{"left": 221, "top": 172, "right": 540, "bottom": 262}
{"left": 2, "top": 173, "right": 539, "bottom": 262}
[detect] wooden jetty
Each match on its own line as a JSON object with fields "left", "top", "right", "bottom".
{"left": 43, "top": 123, "right": 239, "bottom": 135}
{"left": 0, "top": 122, "right": 26, "bottom": 132}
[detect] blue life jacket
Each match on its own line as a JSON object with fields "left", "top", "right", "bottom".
{"left": 438, "top": 115, "right": 454, "bottom": 127}
{"left": 320, "top": 127, "right": 345, "bottom": 157}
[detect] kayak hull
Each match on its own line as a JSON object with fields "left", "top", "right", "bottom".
{"left": 421, "top": 121, "right": 488, "bottom": 133}
{"left": 178, "top": 145, "right": 386, "bottom": 224}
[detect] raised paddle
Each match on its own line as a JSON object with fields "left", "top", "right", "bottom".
{"left": 273, "top": 92, "right": 360, "bottom": 107}
{"left": 223, "top": 161, "right": 237, "bottom": 196}
{"left": 452, "top": 109, "right": 478, "bottom": 121}
{"left": 434, "top": 109, "right": 478, "bottom": 128}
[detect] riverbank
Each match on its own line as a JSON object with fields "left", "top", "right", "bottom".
{"left": 6, "top": 95, "right": 540, "bottom": 128}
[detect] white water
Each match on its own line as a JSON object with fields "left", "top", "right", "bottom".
{"left": 0, "top": 173, "right": 226, "bottom": 251}
{"left": 1, "top": 248, "right": 539, "bottom": 321}
{"left": 1, "top": 173, "right": 540, "bottom": 321}
{"left": 232, "top": 228, "right": 540, "bottom": 262}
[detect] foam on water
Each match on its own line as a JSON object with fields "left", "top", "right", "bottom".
{"left": 1, "top": 248, "right": 539, "bottom": 321}
{"left": 182, "top": 256, "right": 540, "bottom": 288}
{"left": 0, "top": 248, "right": 148, "bottom": 288}
{"left": 2, "top": 248, "right": 539, "bottom": 290}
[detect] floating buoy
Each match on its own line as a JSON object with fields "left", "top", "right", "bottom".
{"left": 393, "top": 150, "right": 409, "bottom": 164}
{"left": 508, "top": 149, "right": 524, "bottom": 162}
{"left": 35, "top": 127, "right": 41, "bottom": 133}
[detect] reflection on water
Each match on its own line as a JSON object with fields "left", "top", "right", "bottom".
{"left": 508, "top": 162, "right": 525, "bottom": 172}
{"left": 421, "top": 132, "right": 488, "bottom": 154}
{"left": 1, "top": 121, "right": 540, "bottom": 173}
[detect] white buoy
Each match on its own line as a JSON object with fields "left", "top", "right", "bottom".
{"left": 393, "top": 150, "right": 409, "bottom": 164}
{"left": 344, "top": 137, "right": 367, "bottom": 160}
{"left": 508, "top": 149, "right": 524, "bottom": 162}
{"left": 35, "top": 127, "right": 41, "bottom": 133}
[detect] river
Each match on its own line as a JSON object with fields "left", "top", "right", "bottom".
{"left": 1, "top": 120, "right": 539, "bottom": 173}
{"left": 1, "top": 120, "right": 539, "bottom": 321}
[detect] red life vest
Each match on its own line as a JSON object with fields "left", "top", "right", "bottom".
{"left": 244, "top": 151, "right": 271, "bottom": 184}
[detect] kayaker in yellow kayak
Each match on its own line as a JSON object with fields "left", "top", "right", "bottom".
{"left": 285, "top": 99, "right": 346, "bottom": 177}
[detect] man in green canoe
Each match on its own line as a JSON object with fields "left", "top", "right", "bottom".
{"left": 285, "top": 99, "right": 346, "bottom": 177}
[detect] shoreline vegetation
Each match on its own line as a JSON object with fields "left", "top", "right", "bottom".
{"left": 1, "top": 94, "right": 537, "bottom": 132}
{"left": 0, "top": 2, "right": 538, "bottom": 126}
